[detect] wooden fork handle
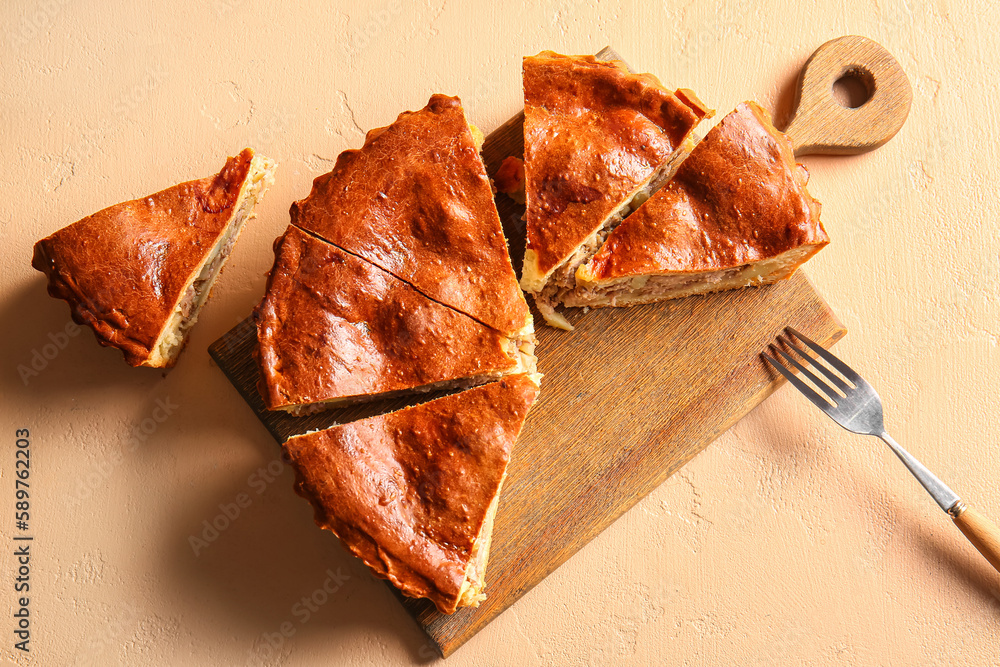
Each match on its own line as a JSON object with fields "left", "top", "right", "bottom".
{"left": 951, "top": 503, "right": 1000, "bottom": 573}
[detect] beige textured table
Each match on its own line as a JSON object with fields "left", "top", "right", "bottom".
{"left": 3, "top": 1, "right": 999, "bottom": 664}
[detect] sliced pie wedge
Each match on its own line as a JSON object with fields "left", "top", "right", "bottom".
{"left": 255, "top": 226, "right": 534, "bottom": 415}
{"left": 32, "top": 148, "right": 275, "bottom": 367}
{"left": 290, "top": 94, "right": 531, "bottom": 343}
{"left": 283, "top": 373, "right": 541, "bottom": 614}
{"left": 570, "top": 102, "right": 829, "bottom": 308}
{"left": 520, "top": 51, "right": 710, "bottom": 329}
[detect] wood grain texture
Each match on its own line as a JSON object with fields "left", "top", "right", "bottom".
{"left": 784, "top": 35, "right": 912, "bottom": 156}
{"left": 208, "top": 48, "right": 847, "bottom": 658}
{"left": 953, "top": 504, "right": 1000, "bottom": 574}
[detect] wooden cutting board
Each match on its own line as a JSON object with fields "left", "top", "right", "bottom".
{"left": 208, "top": 48, "right": 848, "bottom": 658}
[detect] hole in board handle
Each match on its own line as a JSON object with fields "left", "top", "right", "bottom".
{"left": 832, "top": 65, "right": 875, "bottom": 109}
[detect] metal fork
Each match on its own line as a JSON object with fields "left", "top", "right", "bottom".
{"left": 762, "top": 327, "right": 1000, "bottom": 574}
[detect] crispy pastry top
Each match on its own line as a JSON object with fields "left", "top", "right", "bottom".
{"left": 255, "top": 226, "right": 518, "bottom": 411}
{"left": 31, "top": 148, "right": 255, "bottom": 367}
{"left": 522, "top": 52, "right": 707, "bottom": 285}
{"left": 289, "top": 94, "right": 529, "bottom": 336}
{"left": 582, "top": 102, "right": 829, "bottom": 282}
{"left": 284, "top": 374, "right": 540, "bottom": 614}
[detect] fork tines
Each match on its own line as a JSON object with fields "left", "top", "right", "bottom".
{"left": 761, "top": 328, "right": 865, "bottom": 414}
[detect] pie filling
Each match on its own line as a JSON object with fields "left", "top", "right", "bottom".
{"left": 148, "top": 155, "right": 276, "bottom": 367}
{"left": 559, "top": 246, "right": 819, "bottom": 309}
{"left": 529, "top": 138, "right": 696, "bottom": 330}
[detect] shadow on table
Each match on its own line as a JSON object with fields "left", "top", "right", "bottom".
{"left": 1, "top": 277, "right": 262, "bottom": 463}
{"left": 758, "top": 365, "right": 1000, "bottom": 611}
{"left": 5, "top": 277, "right": 442, "bottom": 659}
{"left": 0, "top": 277, "right": 164, "bottom": 397}
{"left": 164, "top": 456, "right": 441, "bottom": 664}
{"left": 898, "top": 502, "right": 1000, "bottom": 609}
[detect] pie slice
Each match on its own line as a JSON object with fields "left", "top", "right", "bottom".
{"left": 570, "top": 102, "right": 829, "bottom": 307}
{"left": 520, "top": 51, "right": 711, "bottom": 329}
{"left": 283, "top": 373, "right": 541, "bottom": 614}
{"left": 289, "top": 94, "right": 532, "bottom": 344}
{"left": 32, "top": 148, "right": 275, "bottom": 367}
{"left": 255, "top": 226, "right": 534, "bottom": 415}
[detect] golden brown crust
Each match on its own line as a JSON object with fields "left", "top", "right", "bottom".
{"left": 521, "top": 52, "right": 707, "bottom": 284}
{"left": 289, "top": 94, "right": 529, "bottom": 336}
{"left": 283, "top": 374, "right": 540, "bottom": 614}
{"left": 583, "top": 102, "right": 829, "bottom": 281}
{"left": 30, "top": 149, "right": 256, "bottom": 367}
{"left": 255, "top": 226, "right": 520, "bottom": 411}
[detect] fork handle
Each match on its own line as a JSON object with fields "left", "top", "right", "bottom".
{"left": 950, "top": 502, "right": 1000, "bottom": 574}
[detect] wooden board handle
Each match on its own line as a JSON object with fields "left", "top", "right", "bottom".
{"left": 784, "top": 35, "right": 912, "bottom": 157}
{"left": 952, "top": 503, "right": 1000, "bottom": 574}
